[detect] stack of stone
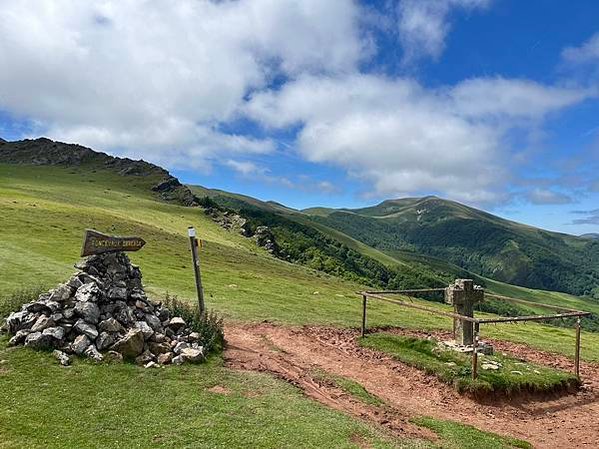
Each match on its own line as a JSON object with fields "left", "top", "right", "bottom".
{"left": 2, "top": 252, "right": 204, "bottom": 367}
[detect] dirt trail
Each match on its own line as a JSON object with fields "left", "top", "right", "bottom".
{"left": 224, "top": 323, "right": 599, "bottom": 448}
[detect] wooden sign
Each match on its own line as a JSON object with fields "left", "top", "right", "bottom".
{"left": 81, "top": 229, "right": 146, "bottom": 257}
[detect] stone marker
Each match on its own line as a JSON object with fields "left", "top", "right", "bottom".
{"left": 81, "top": 229, "right": 146, "bottom": 257}
{"left": 444, "top": 279, "right": 484, "bottom": 346}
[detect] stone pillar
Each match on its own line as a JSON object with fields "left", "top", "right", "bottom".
{"left": 444, "top": 279, "right": 484, "bottom": 346}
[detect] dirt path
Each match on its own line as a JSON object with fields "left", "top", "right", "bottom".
{"left": 224, "top": 323, "right": 599, "bottom": 448}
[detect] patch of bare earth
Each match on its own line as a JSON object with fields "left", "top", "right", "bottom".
{"left": 224, "top": 323, "right": 599, "bottom": 448}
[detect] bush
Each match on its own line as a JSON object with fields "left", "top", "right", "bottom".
{"left": 0, "top": 285, "right": 47, "bottom": 320}
{"left": 163, "top": 293, "right": 224, "bottom": 354}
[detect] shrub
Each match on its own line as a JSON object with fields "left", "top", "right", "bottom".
{"left": 163, "top": 293, "right": 224, "bottom": 354}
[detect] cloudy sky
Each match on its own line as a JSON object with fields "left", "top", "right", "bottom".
{"left": 1, "top": 0, "right": 598, "bottom": 234}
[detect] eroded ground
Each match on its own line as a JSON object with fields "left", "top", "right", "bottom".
{"left": 225, "top": 323, "right": 599, "bottom": 448}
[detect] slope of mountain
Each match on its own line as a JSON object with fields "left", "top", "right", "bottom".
{"left": 581, "top": 233, "right": 599, "bottom": 240}
{"left": 303, "top": 197, "right": 599, "bottom": 298}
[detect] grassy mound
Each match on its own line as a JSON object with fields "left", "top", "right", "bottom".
{"left": 359, "top": 333, "right": 580, "bottom": 397}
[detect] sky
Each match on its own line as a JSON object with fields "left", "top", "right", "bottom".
{"left": 0, "top": 0, "right": 598, "bottom": 235}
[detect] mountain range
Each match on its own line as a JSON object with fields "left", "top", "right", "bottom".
{"left": 2, "top": 137, "right": 598, "bottom": 300}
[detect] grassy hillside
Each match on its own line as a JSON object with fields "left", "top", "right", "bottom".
{"left": 0, "top": 161, "right": 595, "bottom": 448}
{"left": 304, "top": 196, "right": 599, "bottom": 299}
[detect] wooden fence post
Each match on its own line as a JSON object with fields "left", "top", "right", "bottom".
{"left": 575, "top": 317, "right": 581, "bottom": 379}
{"left": 188, "top": 226, "right": 206, "bottom": 317}
{"left": 361, "top": 294, "right": 367, "bottom": 337}
{"left": 472, "top": 322, "right": 480, "bottom": 380}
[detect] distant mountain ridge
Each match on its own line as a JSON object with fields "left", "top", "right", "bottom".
{"left": 2, "top": 136, "right": 598, "bottom": 299}
{"left": 303, "top": 196, "right": 599, "bottom": 298}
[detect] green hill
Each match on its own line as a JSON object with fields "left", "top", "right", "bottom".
{"left": 2, "top": 137, "right": 599, "bottom": 448}
{"left": 303, "top": 196, "right": 599, "bottom": 299}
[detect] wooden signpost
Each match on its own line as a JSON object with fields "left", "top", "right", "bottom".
{"left": 81, "top": 229, "right": 146, "bottom": 257}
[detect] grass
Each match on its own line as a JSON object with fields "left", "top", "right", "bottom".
{"left": 0, "top": 164, "right": 544, "bottom": 447}
{"left": 2, "top": 165, "right": 599, "bottom": 363}
{"left": 411, "top": 417, "right": 532, "bottom": 449}
{"left": 312, "top": 369, "right": 385, "bottom": 407}
{"left": 0, "top": 337, "right": 415, "bottom": 449}
{"left": 359, "top": 333, "right": 580, "bottom": 397}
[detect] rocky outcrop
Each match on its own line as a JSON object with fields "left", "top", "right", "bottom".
{"left": 0, "top": 137, "right": 197, "bottom": 207}
{"left": 2, "top": 252, "right": 205, "bottom": 367}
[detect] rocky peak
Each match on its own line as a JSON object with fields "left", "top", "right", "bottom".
{"left": 0, "top": 137, "right": 198, "bottom": 207}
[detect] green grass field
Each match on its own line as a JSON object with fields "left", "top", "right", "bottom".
{"left": 359, "top": 333, "right": 579, "bottom": 397}
{"left": 0, "top": 163, "right": 592, "bottom": 447}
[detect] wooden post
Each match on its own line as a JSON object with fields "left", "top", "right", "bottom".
{"left": 472, "top": 323, "right": 479, "bottom": 380}
{"left": 575, "top": 317, "right": 581, "bottom": 379}
{"left": 188, "top": 226, "right": 205, "bottom": 317}
{"left": 361, "top": 294, "right": 367, "bottom": 337}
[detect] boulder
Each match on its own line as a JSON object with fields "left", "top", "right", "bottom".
{"left": 168, "top": 317, "right": 186, "bottom": 332}
{"left": 75, "top": 282, "right": 101, "bottom": 302}
{"left": 111, "top": 328, "right": 144, "bottom": 359}
{"left": 8, "top": 329, "right": 30, "bottom": 346}
{"left": 179, "top": 347, "right": 204, "bottom": 363}
{"left": 148, "top": 342, "right": 171, "bottom": 355}
{"left": 157, "top": 352, "right": 173, "bottom": 365}
{"left": 135, "top": 321, "right": 154, "bottom": 339}
{"left": 31, "top": 315, "right": 55, "bottom": 333}
{"left": 75, "top": 301, "right": 100, "bottom": 324}
{"left": 6, "top": 311, "right": 36, "bottom": 333}
{"left": 74, "top": 320, "right": 99, "bottom": 340}
{"left": 96, "top": 332, "right": 115, "bottom": 351}
{"left": 42, "top": 327, "right": 65, "bottom": 342}
{"left": 24, "top": 332, "right": 53, "bottom": 349}
{"left": 71, "top": 335, "right": 91, "bottom": 355}
{"left": 98, "top": 317, "right": 123, "bottom": 334}
{"left": 84, "top": 345, "right": 104, "bottom": 363}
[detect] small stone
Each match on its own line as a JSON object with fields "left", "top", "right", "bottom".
{"left": 157, "top": 352, "right": 173, "bottom": 365}
{"left": 144, "top": 361, "right": 158, "bottom": 369}
{"left": 481, "top": 363, "right": 500, "bottom": 371}
{"left": 152, "top": 333, "right": 166, "bottom": 343}
{"left": 63, "top": 308, "right": 76, "bottom": 320}
{"left": 168, "top": 317, "right": 186, "bottom": 331}
{"left": 107, "top": 286, "right": 128, "bottom": 300}
{"left": 188, "top": 332, "right": 201, "bottom": 342}
{"left": 149, "top": 342, "right": 171, "bottom": 355}
{"left": 172, "top": 355, "right": 185, "bottom": 365}
{"left": 75, "top": 301, "right": 101, "bottom": 324}
{"left": 8, "top": 329, "right": 30, "bottom": 346}
{"left": 510, "top": 370, "right": 524, "bottom": 376}
{"left": 71, "top": 335, "right": 91, "bottom": 355}
{"left": 98, "top": 317, "right": 123, "bottom": 334}
{"left": 173, "top": 341, "right": 189, "bottom": 355}
{"left": 74, "top": 320, "right": 99, "bottom": 340}
{"left": 52, "top": 350, "right": 71, "bottom": 366}
{"left": 84, "top": 344, "right": 104, "bottom": 362}
{"left": 135, "top": 350, "right": 154, "bottom": 366}
{"left": 135, "top": 321, "right": 154, "bottom": 339}
{"left": 26, "top": 301, "right": 53, "bottom": 314}
{"left": 105, "top": 351, "right": 124, "bottom": 363}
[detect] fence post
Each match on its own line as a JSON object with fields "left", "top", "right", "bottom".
{"left": 472, "top": 323, "right": 479, "bottom": 380}
{"left": 575, "top": 317, "right": 581, "bottom": 379}
{"left": 361, "top": 294, "right": 367, "bottom": 337}
{"left": 188, "top": 226, "right": 206, "bottom": 317}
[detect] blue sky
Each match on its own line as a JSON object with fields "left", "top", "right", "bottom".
{"left": 0, "top": 0, "right": 598, "bottom": 234}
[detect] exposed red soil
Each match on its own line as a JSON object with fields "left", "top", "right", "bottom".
{"left": 224, "top": 323, "right": 599, "bottom": 448}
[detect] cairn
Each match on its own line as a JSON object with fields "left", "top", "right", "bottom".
{"left": 3, "top": 252, "right": 204, "bottom": 367}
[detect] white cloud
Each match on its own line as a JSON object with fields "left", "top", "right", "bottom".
{"left": 526, "top": 188, "right": 573, "bottom": 205}
{"left": 562, "top": 33, "right": 599, "bottom": 65}
{"left": 246, "top": 74, "right": 587, "bottom": 204}
{"left": 225, "top": 160, "right": 266, "bottom": 176}
{"left": 397, "top": 0, "right": 492, "bottom": 64}
{"left": 0, "top": 0, "right": 366, "bottom": 165}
